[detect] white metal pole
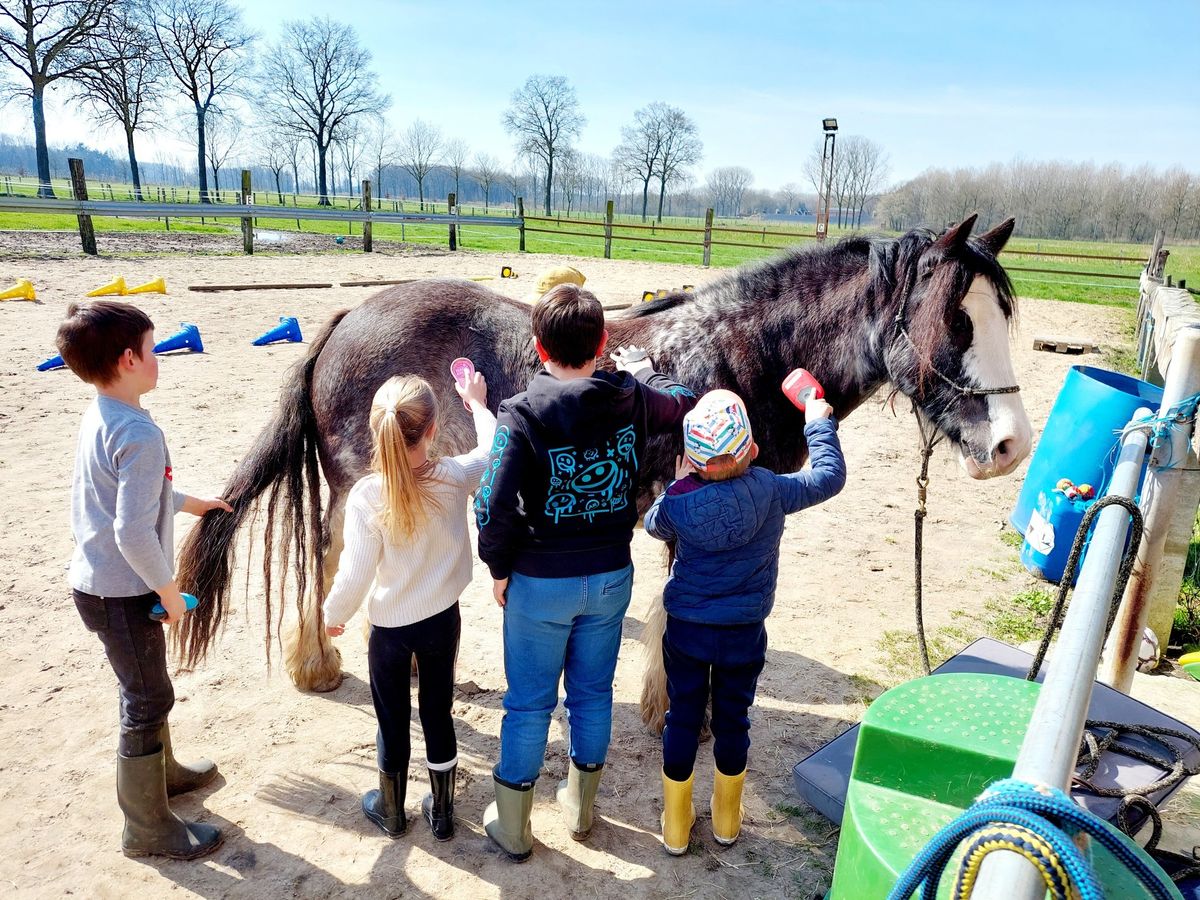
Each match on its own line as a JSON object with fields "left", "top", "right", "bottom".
{"left": 971, "top": 409, "right": 1151, "bottom": 899}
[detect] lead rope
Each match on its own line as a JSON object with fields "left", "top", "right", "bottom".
{"left": 913, "top": 410, "right": 943, "bottom": 676}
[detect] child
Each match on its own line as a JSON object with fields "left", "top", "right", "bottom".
{"left": 58, "top": 300, "right": 232, "bottom": 859}
{"left": 644, "top": 388, "right": 846, "bottom": 854}
{"left": 323, "top": 371, "right": 494, "bottom": 841}
{"left": 475, "top": 283, "right": 696, "bottom": 861}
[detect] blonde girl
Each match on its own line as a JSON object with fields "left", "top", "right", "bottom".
{"left": 323, "top": 371, "right": 494, "bottom": 841}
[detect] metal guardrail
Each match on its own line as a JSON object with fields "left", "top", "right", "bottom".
{"left": 0, "top": 195, "right": 521, "bottom": 228}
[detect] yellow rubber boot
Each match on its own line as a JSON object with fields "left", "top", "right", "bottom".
{"left": 711, "top": 768, "right": 746, "bottom": 846}
{"left": 660, "top": 770, "right": 695, "bottom": 855}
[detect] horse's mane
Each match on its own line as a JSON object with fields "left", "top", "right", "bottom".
{"left": 624, "top": 227, "right": 1016, "bottom": 321}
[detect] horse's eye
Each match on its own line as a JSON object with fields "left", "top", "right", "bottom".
{"left": 952, "top": 308, "right": 972, "bottom": 335}
{"left": 920, "top": 263, "right": 935, "bottom": 281}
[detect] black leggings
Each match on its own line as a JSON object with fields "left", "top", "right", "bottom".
{"left": 368, "top": 603, "right": 460, "bottom": 775}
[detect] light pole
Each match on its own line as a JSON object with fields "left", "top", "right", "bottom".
{"left": 816, "top": 118, "right": 837, "bottom": 241}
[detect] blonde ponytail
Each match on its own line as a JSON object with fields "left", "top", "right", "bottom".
{"left": 369, "top": 375, "right": 441, "bottom": 542}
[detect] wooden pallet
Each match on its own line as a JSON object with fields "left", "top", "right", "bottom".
{"left": 1033, "top": 336, "right": 1098, "bottom": 354}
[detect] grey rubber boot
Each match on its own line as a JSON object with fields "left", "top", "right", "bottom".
{"left": 556, "top": 762, "right": 603, "bottom": 841}
{"left": 117, "top": 749, "right": 223, "bottom": 860}
{"left": 421, "top": 765, "right": 456, "bottom": 841}
{"left": 161, "top": 723, "right": 218, "bottom": 797}
{"left": 362, "top": 771, "right": 406, "bottom": 837}
{"left": 483, "top": 775, "right": 533, "bottom": 862}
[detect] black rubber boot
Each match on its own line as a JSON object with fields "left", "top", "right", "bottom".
{"left": 421, "top": 765, "right": 456, "bottom": 841}
{"left": 363, "top": 771, "right": 406, "bottom": 837}
{"left": 161, "top": 723, "right": 218, "bottom": 797}
{"left": 117, "top": 749, "right": 222, "bottom": 860}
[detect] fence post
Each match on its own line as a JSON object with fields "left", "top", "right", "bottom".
{"left": 240, "top": 169, "right": 253, "bottom": 254}
{"left": 604, "top": 199, "right": 614, "bottom": 259}
{"left": 702, "top": 208, "right": 714, "bottom": 266}
{"left": 67, "top": 158, "right": 97, "bottom": 256}
{"left": 448, "top": 192, "right": 457, "bottom": 251}
{"left": 358, "top": 179, "right": 371, "bottom": 251}
{"left": 517, "top": 197, "right": 526, "bottom": 252}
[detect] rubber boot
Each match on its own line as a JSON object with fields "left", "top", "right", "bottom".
{"left": 421, "top": 765, "right": 456, "bottom": 841}
{"left": 483, "top": 775, "right": 533, "bottom": 862}
{"left": 161, "top": 723, "right": 218, "bottom": 797}
{"left": 711, "top": 768, "right": 746, "bottom": 846}
{"left": 362, "top": 771, "right": 406, "bottom": 837}
{"left": 556, "top": 761, "right": 603, "bottom": 841}
{"left": 660, "top": 770, "right": 696, "bottom": 856}
{"left": 117, "top": 749, "right": 222, "bottom": 860}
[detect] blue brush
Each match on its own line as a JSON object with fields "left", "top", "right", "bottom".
{"left": 149, "top": 592, "right": 199, "bottom": 622}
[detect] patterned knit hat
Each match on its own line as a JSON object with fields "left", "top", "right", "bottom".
{"left": 683, "top": 389, "right": 754, "bottom": 469}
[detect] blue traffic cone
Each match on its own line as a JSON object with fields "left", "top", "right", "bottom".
{"left": 154, "top": 323, "right": 204, "bottom": 355}
{"left": 252, "top": 316, "right": 303, "bottom": 346}
{"left": 37, "top": 353, "right": 65, "bottom": 372}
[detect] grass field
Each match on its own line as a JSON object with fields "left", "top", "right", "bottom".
{"left": 3, "top": 174, "right": 1197, "bottom": 307}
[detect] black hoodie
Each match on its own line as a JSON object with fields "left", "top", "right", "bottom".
{"left": 475, "top": 368, "right": 696, "bottom": 580}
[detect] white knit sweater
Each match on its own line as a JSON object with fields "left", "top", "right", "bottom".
{"left": 322, "top": 407, "right": 496, "bottom": 629}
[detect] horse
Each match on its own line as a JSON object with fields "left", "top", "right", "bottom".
{"left": 175, "top": 213, "right": 1032, "bottom": 734}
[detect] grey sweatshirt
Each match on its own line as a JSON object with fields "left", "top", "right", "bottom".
{"left": 69, "top": 395, "right": 185, "bottom": 597}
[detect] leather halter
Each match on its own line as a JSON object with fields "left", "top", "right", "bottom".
{"left": 893, "top": 291, "right": 1021, "bottom": 398}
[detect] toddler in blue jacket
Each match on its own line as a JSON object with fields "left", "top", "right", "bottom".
{"left": 644, "top": 387, "right": 846, "bottom": 854}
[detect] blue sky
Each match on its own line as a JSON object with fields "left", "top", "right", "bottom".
{"left": 15, "top": 0, "right": 1200, "bottom": 188}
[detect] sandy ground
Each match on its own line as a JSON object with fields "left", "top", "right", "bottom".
{"left": 1, "top": 236, "right": 1197, "bottom": 899}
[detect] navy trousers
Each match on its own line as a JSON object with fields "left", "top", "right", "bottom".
{"left": 661, "top": 615, "right": 767, "bottom": 781}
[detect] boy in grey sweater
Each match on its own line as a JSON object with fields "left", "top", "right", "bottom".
{"left": 57, "top": 300, "right": 230, "bottom": 860}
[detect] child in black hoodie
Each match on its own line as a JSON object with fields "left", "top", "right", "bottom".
{"left": 477, "top": 284, "right": 695, "bottom": 860}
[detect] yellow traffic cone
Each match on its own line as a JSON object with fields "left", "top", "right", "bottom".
{"left": 127, "top": 276, "right": 167, "bottom": 295}
{"left": 86, "top": 276, "right": 128, "bottom": 297}
{"left": 0, "top": 279, "right": 36, "bottom": 301}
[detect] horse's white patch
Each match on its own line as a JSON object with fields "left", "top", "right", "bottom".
{"left": 960, "top": 278, "right": 1032, "bottom": 477}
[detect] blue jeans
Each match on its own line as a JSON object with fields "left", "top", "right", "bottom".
{"left": 495, "top": 565, "right": 634, "bottom": 786}
{"left": 662, "top": 616, "right": 767, "bottom": 781}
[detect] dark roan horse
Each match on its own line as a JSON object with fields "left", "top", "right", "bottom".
{"left": 175, "top": 213, "right": 1032, "bottom": 731}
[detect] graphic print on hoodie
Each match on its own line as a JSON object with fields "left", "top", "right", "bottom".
{"left": 476, "top": 368, "right": 696, "bottom": 580}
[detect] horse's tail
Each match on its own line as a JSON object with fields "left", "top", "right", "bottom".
{"left": 174, "top": 308, "right": 350, "bottom": 670}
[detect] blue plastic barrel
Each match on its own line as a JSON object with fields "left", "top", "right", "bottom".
{"left": 1021, "top": 488, "right": 1093, "bottom": 583}
{"left": 1010, "top": 366, "right": 1162, "bottom": 534}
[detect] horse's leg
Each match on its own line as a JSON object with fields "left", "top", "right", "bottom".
{"left": 284, "top": 492, "right": 346, "bottom": 693}
{"left": 639, "top": 594, "right": 670, "bottom": 735}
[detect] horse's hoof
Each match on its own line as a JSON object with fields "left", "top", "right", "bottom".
{"left": 305, "top": 670, "right": 345, "bottom": 693}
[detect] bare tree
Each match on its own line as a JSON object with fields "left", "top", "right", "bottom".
{"left": 366, "top": 120, "right": 395, "bottom": 202}
{"left": 444, "top": 137, "right": 469, "bottom": 203}
{"left": 779, "top": 182, "right": 800, "bottom": 215}
{"left": 334, "top": 117, "right": 366, "bottom": 199}
{"left": 284, "top": 132, "right": 305, "bottom": 197}
{"left": 202, "top": 107, "right": 239, "bottom": 197}
{"left": 472, "top": 151, "right": 500, "bottom": 211}
{"left": 149, "top": 0, "right": 251, "bottom": 203}
{"left": 74, "top": 3, "right": 165, "bottom": 201}
{"left": 554, "top": 147, "right": 583, "bottom": 215}
{"left": 0, "top": 0, "right": 112, "bottom": 197}
{"left": 654, "top": 104, "right": 701, "bottom": 222}
{"left": 260, "top": 132, "right": 290, "bottom": 204}
{"left": 259, "top": 16, "right": 386, "bottom": 205}
{"left": 614, "top": 105, "right": 662, "bottom": 221}
{"left": 398, "top": 119, "right": 443, "bottom": 210}
{"left": 840, "top": 135, "right": 889, "bottom": 227}
{"left": 502, "top": 74, "right": 585, "bottom": 215}
{"left": 706, "top": 166, "right": 753, "bottom": 217}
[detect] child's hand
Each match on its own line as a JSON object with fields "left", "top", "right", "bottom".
{"left": 611, "top": 345, "right": 653, "bottom": 376}
{"left": 492, "top": 577, "right": 509, "bottom": 607}
{"left": 326, "top": 623, "right": 345, "bottom": 637}
{"left": 199, "top": 497, "right": 233, "bottom": 515}
{"left": 158, "top": 587, "right": 187, "bottom": 625}
{"left": 674, "top": 455, "right": 696, "bottom": 480}
{"left": 455, "top": 371, "right": 488, "bottom": 408}
{"left": 805, "top": 399, "right": 834, "bottom": 422}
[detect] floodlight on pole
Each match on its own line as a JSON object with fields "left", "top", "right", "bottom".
{"left": 816, "top": 117, "right": 838, "bottom": 241}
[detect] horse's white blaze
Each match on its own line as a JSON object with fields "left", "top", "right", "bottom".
{"left": 959, "top": 277, "right": 1032, "bottom": 478}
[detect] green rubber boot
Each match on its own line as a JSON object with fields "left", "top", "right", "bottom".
{"left": 160, "top": 723, "right": 218, "bottom": 797}
{"left": 556, "top": 762, "right": 603, "bottom": 840}
{"left": 484, "top": 775, "right": 534, "bottom": 862}
{"left": 117, "top": 749, "right": 222, "bottom": 860}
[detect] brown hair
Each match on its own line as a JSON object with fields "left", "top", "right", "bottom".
{"left": 370, "top": 375, "right": 442, "bottom": 541}
{"left": 696, "top": 453, "right": 754, "bottom": 482}
{"left": 55, "top": 300, "right": 154, "bottom": 386}
{"left": 531, "top": 283, "right": 605, "bottom": 368}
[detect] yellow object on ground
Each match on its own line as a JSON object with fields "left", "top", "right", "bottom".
{"left": 711, "top": 768, "right": 746, "bottom": 846}
{"left": 87, "top": 276, "right": 128, "bottom": 297}
{"left": 1179, "top": 651, "right": 1200, "bottom": 666}
{"left": 534, "top": 265, "right": 585, "bottom": 297}
{"left": 0, "top": 279, "right": 36, "bottom": 301}
{"left": 660, "top": 770, "right": 695, "bottom": 856}
{"left": 127, "top": 276, "right": 167, "bottom": 295}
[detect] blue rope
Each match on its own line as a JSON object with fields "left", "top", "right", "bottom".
{"left": 1117, "top": 390, "right": 1200, "bottom": 470}
{"left": 887, "top": 778, "right": 1179, "bottom": 900}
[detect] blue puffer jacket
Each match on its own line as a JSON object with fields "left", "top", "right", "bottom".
{"left": 643, "top": 417, "right": 847, "bottom": 625}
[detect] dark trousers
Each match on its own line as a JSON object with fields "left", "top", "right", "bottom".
{"left": 369, "top": 602, "right": 461, "bottom": 776}
{"left": 661, "top": 615, "right": 767, "bottom": 782}
{"left": 73, "top": 589, "right": 174, "bottom": 758}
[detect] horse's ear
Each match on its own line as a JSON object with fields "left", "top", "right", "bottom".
{"left": 934, "top": 213, "right": 979, "bottom": 250}
{"left": 978, "top": 217, "right": 1016, "bottom": 257}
